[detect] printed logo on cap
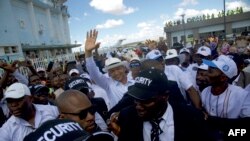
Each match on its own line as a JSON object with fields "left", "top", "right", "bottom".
{"left": 222, "top": 65, "right": 229, "bottom": 71}
{"left": 154, "top": 51, "right": 159, "bottom": 55}
{"left": 201, "top": 48, "right": 206, "bottom": 51}
{"left": 168, "top": 52, "right": 173, "bottom": 55}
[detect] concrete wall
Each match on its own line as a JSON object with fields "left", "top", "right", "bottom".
{"left": 0, "top": 0, "right": 71, "bottom": 60}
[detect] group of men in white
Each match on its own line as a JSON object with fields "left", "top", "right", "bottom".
{"left": 0, "top": 28, "right": 249, "bottom": 141}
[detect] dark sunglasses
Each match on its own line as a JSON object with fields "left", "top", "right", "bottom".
{"left": 62, "top": 106, "right": 96, "bottom": 120}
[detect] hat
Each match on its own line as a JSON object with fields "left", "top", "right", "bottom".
{"left": 196, "top": 46, "right": 211, "bottom": 56}
{"left": 203, "top": 55, "right": 237, "bottom": 79}
{"left": 69, "top": 69, "right": 79, "bottom": 76}
{"left": 29, "top": 84, "right": 49, "bottom": 96}
{"left": 129, "top": 57, "right": 141, "bottom": 68}
{"left": 128, "top": 68, "right": 168, "bottom": 100}
{"left": 198, "top": 63, "right": 208, "bottom": 70}
{"left": 64, "top": 77, "right": 91, "bottom": 94}
{"left": 179, "top": 48, "right": 190, "bottom": 54}
{"left": 145, "top": 49, "right": 162, "bottom": 60}
{"left": 36, "top": 67, "right": 45, "bottom": 72}
{"left": 102, "top": 57, "right": 126, "bottom": 72}
{"left": 165, "top": 49, "right": 178, "bottom": 60}
{"left": 4, "top": 83, "right": 31, "bottom": 100}
{"left": 23, "top": 119, "right": 90, "bottom": 141}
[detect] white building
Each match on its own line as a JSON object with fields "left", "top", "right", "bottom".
{"left": 164, "top": 11, "right": 250, "bottom": 47}
{"left": 0, "top": 0, "right": 80, "bottom": 61}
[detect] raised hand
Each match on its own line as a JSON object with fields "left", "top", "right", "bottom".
{"left": 84, "top": 29, "right": 100, "bottom": 52}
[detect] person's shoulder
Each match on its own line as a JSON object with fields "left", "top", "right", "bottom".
{"left": 229, "top": 84, "right": 248, "bottom": 95}
{"left": 35, "top": 104, "right": 59, "bottom": 115}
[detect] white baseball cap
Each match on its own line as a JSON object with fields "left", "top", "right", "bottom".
{"left": 198, "top": 63, "right": 209, "bottom": 70}
{"left": 69, "top": 69, "right": 79, "bottom": 76}
{"left": 165, "top": 49, "right": 178, "bottom": 60}
{"left": 203, "top": 55, "right": 237, "bottom": 79}
{"left": 102, "top": 57, "right": 126, "bottom": 72}
{"left": 196, "top": 46, "right": 211, "bottom": 56}
{"left": 4, "top": 83, "right": 31, "bottom": 100}
{"left": 36, "top": 67, "right": 45, "bottom": 72}
{"left": 179, "top": 48, "right": 190, "bottom": 54}
{"left": 146, "top": 49, "right": 162, "bottom": 60}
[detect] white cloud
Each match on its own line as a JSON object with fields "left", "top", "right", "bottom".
{"left": 96, "top": 19, "right": 124, "bottom": 29}
{"left": 226, "top": 1, "right": 250, "bottom": 12}
{"left": 179, "top": 0, "right": 198, "bottom": 7}
{"left": 173, "top": 8, "right": 220, "bottom": 20}
{"left": 89, "top": 0, "right": 137, "bottom": 15}
{"left": 97, "top": 21, "right": 164, "bottom": 47}
{"left": 83, "top": 12, "right": 88, "bottom": 16}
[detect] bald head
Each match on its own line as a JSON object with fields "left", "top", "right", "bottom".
{"left": 56, "top": 89, "right": 91, "bottom": 112}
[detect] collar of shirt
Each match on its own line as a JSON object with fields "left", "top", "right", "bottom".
{"left": 144, "top": 102, "right": 174, "bottom": 131}
{"left": 10, "top": 104, "right": 43, "bottom": 128}
{"left": 114, "top": 76, "right": 135, "bottom": 86}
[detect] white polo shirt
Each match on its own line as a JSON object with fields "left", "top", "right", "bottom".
{"left": 164, "top": 65, "right": 193, "bottom": 100}
{"left": 86, "top": 57, "right": 134, "bottom": 108}
{"left": 0, "top": 104, "right": 59, "bottom": 141}
{"left": 201, "top": 84, "right": 250, "bottom": 118}
{"left": 143, "top": 102, "right": 174, "bottom": 141}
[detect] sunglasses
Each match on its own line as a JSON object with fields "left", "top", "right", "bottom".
{"left": 62, "top": 106, "right": 96, "bottom": 120}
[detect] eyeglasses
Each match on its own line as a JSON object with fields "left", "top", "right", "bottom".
{"left": 61, "top": 106, "right": 96, "bottom": 120}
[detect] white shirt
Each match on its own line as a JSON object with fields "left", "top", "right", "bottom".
{"left": 91, "top": 84, "right": 111, "bottom": 110}
{"left": 201, "top": 84, "right": 250, "bottom": 118}
{"left": 143, "top": 102, "right": 175, "bottom": 141}
{"left": 164, "top": 65, "right": 193, "bottom": 100}
{"left": 0, "top": 104, "right": 59, "bottom": 141}
{"left": 86, "top": 57, "right": 134, "bottom": 108}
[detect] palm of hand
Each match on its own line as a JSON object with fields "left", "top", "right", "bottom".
{"left": 85, "top": 29, "right": 98, "bottom": 52}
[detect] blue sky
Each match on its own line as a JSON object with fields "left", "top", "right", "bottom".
{"left": 65, "top": 0, "right": 250, "bottom": 52}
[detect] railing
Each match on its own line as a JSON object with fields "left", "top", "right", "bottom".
{"left": 0, "top": 53, "right": 76, "bottom": 78}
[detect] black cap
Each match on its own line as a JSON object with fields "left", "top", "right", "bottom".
{"left": 64, "top": 77, "right": 91, "bottom": 94}
{"left": 23, "top": 119, "right": 90, "bottom": 141}
{"left": 128, "top": 68, "right": 168, "bottom": 100}
{"left": 29, "top": 84, "right": 49, "bottom": 96}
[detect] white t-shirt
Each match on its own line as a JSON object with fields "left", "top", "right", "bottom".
{"left": 164, "top": 65, "right": 193, "bottom": 100}
{"left": 201, "top": 84, "right": 250, "bottom": 118}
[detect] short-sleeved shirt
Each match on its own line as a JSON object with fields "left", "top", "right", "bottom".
{"left": 0, "top": 104, "right": 59, "bottom": 141}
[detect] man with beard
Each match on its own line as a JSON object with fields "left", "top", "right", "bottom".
{"left": 109, "top": 68, "right": 210, "bottom": 141}
{"left": 0, "top": 83, "right": 59, "bottom": 141}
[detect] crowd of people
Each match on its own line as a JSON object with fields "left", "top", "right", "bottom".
{"left": 0, "top": 29, "right": 250, "bottom": 141}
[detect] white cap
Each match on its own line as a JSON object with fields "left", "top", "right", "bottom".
{"left": 36, "top": 67, "right": 45, "bottom": 72}
{"left": 145, "top": 49, "right": 162, "bottom": 60}
{"left": 198, "top": 63, "right": 209, "bottom": 70}
{"left": 4, "top": 83, "right": 31, "bottom": 100}
{"left": 69, "top": 69, "right": 79, "bottom": 76}
{"left": 203, "top": 55, "right": 237, "bottom": 78}
{"left": 165, "top": 49, "right": 178, "bottom": 60}
{"left": 102, "top": 57, "right": 126, "bottom": 72}
{"left": 179, "top": 48, "right": 190, "bottom": 54}
{"left": 196, "top": 46, "right": 211, "bottom": 56}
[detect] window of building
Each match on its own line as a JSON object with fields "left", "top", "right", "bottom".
{"left": 232, "top": 27, "right": 248, "bottom": 34}
{"left": 173, "top": 37, "right": 178, "bottom": 43}
{"left": 4, "top": 47, "right": 10, "bottom": 54}
{"left": 11, "top": 46, "right": 18, "bottom": 53}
